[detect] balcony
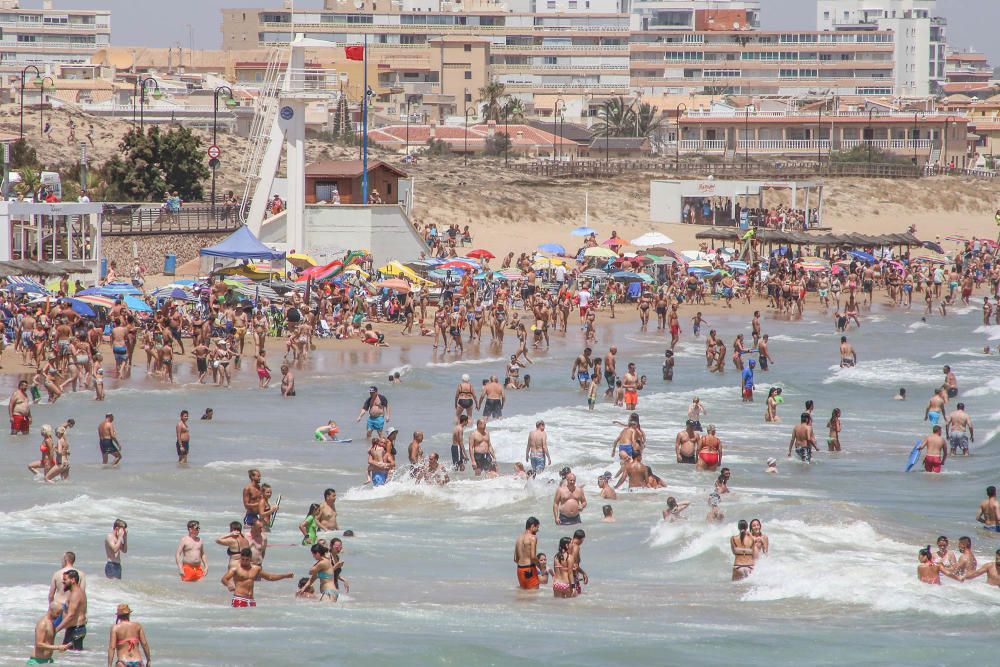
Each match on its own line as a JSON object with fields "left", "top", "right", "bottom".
{"left": 494, "top": 63, "right": 629, "bottom": 71}
{"left": 491, "top": 43, "right": 629, "bottom": 52}
{"left": 668, "top": 139, "right": 934, "bottom": 155}
{"left": 259, "top": 21, "right": 630, "bottom": 33}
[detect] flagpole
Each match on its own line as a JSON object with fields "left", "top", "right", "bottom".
{"left": 362, "top": 33, "right": 369, "bottom": 204}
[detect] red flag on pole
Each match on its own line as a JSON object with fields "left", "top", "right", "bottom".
{"left": 345, "top": 45, "right": 364, "bottom": 61}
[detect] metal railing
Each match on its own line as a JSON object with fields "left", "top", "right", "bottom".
{"left": 494, "top": 63, "right": 629, "bottom": 71}
{"left": 492, "top": 44, "right": 630, "bottom": 51}
{"left": 685, "top": 109, "right": 962, "bottom": 119}
{"left": 260, "top": 21, "right": 630, "bottom": 32}
{"left": 101, "top": 204, "right": 246, "bottom": 236}
{"left": 511, "top": 160, "right": 922, "bottom": 179}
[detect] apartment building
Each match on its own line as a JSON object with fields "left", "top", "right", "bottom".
{"left": 631, "top": 29, "right": 895, "bottom": 97}
{"left": 816, "top": 0, "right": 946, "bottom": 97}
{"left": 0, "top": 0, "right": 110, "bottom": 80}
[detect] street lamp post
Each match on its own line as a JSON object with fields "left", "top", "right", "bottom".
{"left": 134, "top": 76, "right": 162, "bottom": 133}
{"left": 912, "top": 111, "right": 919, "bottom": 167}
{"left": 554, "top": 97, "right": 565, "bottom": 162}
{"left": 38, "top": 77, "right": 54, "bottom": 138}
{"left": 404, "top": 96, "right": 412, "bottom": 157}
{"left": 817, "top": 106, "right": 822, "bottom": 171}
{"left": 18, "top": 65, "right": 42, "bottom": 139}
{"left": 211, "top": 85, "right": 236, "bottom": 212}
{"left": 464, "top": 104, "right": 474, "bottom": 167}
{"left": 744, "top": 106, "right": 750, "bottom": 171}
{"left": 675, "top": 103, "right": 687, "bottom": 170}
{"left": 866, "top": 107, "right": 875, "bottom": 168}
{"left": 502, "top": 99, "right": 511, "bottom": 167}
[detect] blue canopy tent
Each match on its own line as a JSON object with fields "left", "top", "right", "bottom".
{"left": 200, "top": 226, "right": 286, "bottom": 261}
{"left": 848, "top": 249, "right": 876, "bottom": 263}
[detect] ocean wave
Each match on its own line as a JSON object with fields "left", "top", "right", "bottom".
{"left": 822, "top": 358, "right": 941, "bottom": 388}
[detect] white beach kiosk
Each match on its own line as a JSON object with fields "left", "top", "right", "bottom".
{"left": 650, "top": 179, "right": 824, "bottom": 227}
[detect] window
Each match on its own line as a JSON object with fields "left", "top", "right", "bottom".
{"left": 464, "top": 43, "right": 471, "bottom": 52}
{"left": 823, "top": 11, "right": 829, "bottom": 19}
{"left": 17, "top": 34, "right": 36, "bottom": 42}
{"left": 465, "top": 92, "right": 472, "bottom": 102}
{"left": 464, "top": 71, "right": 471, "bottom": 79}
{"left": 569, "top": 0, "right": 577, "bottom": 7}
{"left": 547, "top": 0, "right": 555, "bottom": 7}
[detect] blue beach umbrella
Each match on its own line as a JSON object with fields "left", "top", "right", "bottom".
{"left": 538, "top": 243, "right": 566, "bottom": 255}
{"left": 123, "top": 295, "right": 152, "bottom": 313}
{"left": 848, "top": 250, "right": 876, "bottom": 263}
{"left": 571, "top": 227, "right": 597, "bottom": 236}
{"left": 62, "top": 298, "right": 96, "bottom": 317}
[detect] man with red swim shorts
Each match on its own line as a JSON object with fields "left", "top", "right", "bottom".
{"left": 514, "top": 517, "right": 541, "bottom": 589}
{"left": 697, "top": 424, "right": 722, "bottom": 472}
{"left": 9, "top": 379, "right": 32, "bottom": 435}
{"left": 918, "top": 425, "right": 948, "bottom": 473}
{"left": 577, "top": 286, "right": 591, "bottom": 319}
{"left": 221, "top": 548, "right": 293, "bottom": 607}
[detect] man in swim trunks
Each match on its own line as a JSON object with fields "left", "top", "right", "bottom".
{"left": 942, "top": 365, "right": 959, "bottom": 398}
{"left": 839, "top": 335, "right": 856, "bottom": 368}
{"left": 924, "top": 386, "right": 947, "bottom": 428}
{"left": 553, "top": 472, "right": 586, "bottom": 524}
{"left": 28, "top": 602, "right": 70, "bottom": 664}
{"left": 317, "top": 488, "right": 339, "bottom": 531}
{"left": 454, "top": 373, "right": 476, "bottom": 421}
{"left": 176, "top": 520, "right": 207, "bottom": 581}
{"left": 741, "top": 359, "right": 755, "bottom": 402}
{"left": 242, "top": 469, "right": 263, "bottom": 526}
{"left": 9, "top": 379, "right": 31, "bottom": 435}
{"left": 357, "top": 386, "right": 390, "bottom": 438}
{"left": 917, "top": 426, "right": 947, "bottom": 473}
{"left": 479, "top": 375, "right": 505, "bottom": 421}
{"left": 603, "top": 346, "right": 617, "bottom": 397}
{"left": 616, "top": 450, "right": 650, "bottom": 489}
{"left": 367, "top": 438, "right": 391, "bottom": 486}
{"left": 175, "top": 410, "right": 190, "bottom": 464}
{"left": 52, "top": 570, "right": 85, "bottom": 651}
{"left": 963, "top": 549, "right": 1000, "bottom": 587}
{"left": 571, "top": 347, "right": 593, "bottom": 390}
{"left": 622, "top": 363, "right": 639, "bottom": 410}
{"left": 525, "top": 421, "right": 550, "bottom": 474}
{"left": 97, "top": 413, "right": 121, "bottom": 467}
{"left": 469, "top": 418, "right": 496, "bottom": 477}
{"left": 697, "top": 425, "right": 722, "bottom": 471}
{"left": 452, "top": 414, "right": 469, "bottom": 471}
{"left": 104, "top": 519, "right": 127, "bottom": 580}
{"left": 946, "top": 402, "right": 974, "bottom": 456}
{"left": 978, "top": 486, "right": 1000, "bottom": 532}
{"left": 788, "top": 413, "right": 818, "bottom": 463}
{"left": 514, "top": 517, "right": 541, "bottom": 589}
{"left": 675, "top": 420, "right": 700, "bottom": 464}
{"left": 758, "top": 334, "right": 773, "bottom": 371}
{"left": 668, "top": 304, "right": 681, "bottom": 350}
{"left": 221, "top": 548, "right": 293, "bottom": 607}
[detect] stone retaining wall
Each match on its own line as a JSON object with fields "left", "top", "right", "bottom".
{"left": 102, "top": 233, "right": 228, "bottom": 276}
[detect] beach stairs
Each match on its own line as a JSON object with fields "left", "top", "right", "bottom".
{"left": 724, "top": 147, "right": 737, "bottom": 163}
{"left": 239, "top": 48, "right": 286, "bottom": 230}
{"left": 928, "top": 146, "right": 941, "bottom": 166}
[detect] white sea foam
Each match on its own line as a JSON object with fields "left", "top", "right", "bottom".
{"left": 973, "top": 324, "right": 1000, "bottom": 341}
{"left": 425, "top": 357, "right": 506, "bottom": 369}
{"left": 822, "top": 358, "right": 941, "bottom": 387}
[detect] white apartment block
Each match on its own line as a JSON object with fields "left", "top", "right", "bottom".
{"left": 0, "top": 0, "right": 110, "bottom": 78}
{"left": 816, "top": 0, "right": 945, "bottom": 96}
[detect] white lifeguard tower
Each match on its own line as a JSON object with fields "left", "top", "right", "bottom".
{"left": 238, "top": 37, "right": 429, "bottom": 265}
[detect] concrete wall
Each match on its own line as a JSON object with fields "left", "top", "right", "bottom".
{"left": 259, "top": 204, "right": 430, "bottom": 266}
{"left": 103, "top": 232, "right": 228, "bottom": 276}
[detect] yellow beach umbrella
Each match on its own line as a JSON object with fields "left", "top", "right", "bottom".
{"left": 287, "top": 253, "right": 317, "bottom": 269}
{"left": 584, "top": 246, "right": 617, "bottom": 259}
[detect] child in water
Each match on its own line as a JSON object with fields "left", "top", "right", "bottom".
{"left": 613, "top": 380, "right": 624, "bottom": 407}
{"left": 662, "top": 350, "right": 674, "bottom": 382}
{"left": 586, "top": 376, "right": 598, "bottom": 411}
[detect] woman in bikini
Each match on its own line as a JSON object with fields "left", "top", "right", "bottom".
{"left": 552, "top": 537, "right": 575, "bottom": 598}
{"left": 764, "top": 387, "right": 780, "bottom": 423}
{"left": 107, "top": 603, "right": 150, "bottom": 667}
{"left": 299, "top": 543, "right": 338, "bottom": 601}
{"left": 917, "top": 545, "right": 961, "bottom": 585}
{"left": 749, "top": 519, "right": 769, "bottom": 561}
{"left": 216, "top": 521, "right": 250, "bottom": 587}
{"left": 826, "top": 408, "right": 842, "bottom": 451}
{"left": 731, "top": 519, "right": 756, "bottom": 581}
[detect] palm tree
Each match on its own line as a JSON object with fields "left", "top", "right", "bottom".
{"left": 501, "top": 96, "right": 525, "bottom": 122}
{"left": 14, "top": 167, "right": 41, "bottom": 199}
{"left": 634, "top": 102, "right": 663, "bottom": 136}
{"left": 591, "top": 96, "right": 633, "bottom": 138}
{"left": 478, "top": 82, "right": 507, "bottom": 121}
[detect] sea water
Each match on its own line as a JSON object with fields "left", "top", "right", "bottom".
{"left": 0, "top": 305, "right": 997, "bottom": 666}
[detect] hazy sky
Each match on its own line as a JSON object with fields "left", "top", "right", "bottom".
{"left": 24, "top": 0, "right": 1000, "bottom": 64}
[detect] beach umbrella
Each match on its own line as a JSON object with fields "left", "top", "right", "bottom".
{"left": 571, "top": 227, "right": 597, "bottom": 236}
{"left": 848, "top": 250, "right": 876, "bottom": 263}
{"left": 635, "top": 272, "right": 655, "bottom": 283}
{"left": 74, "top": 293, "right": 116, "bottom": 308}
{"left": 612, "top": 271, "right": 642, "bottom": 281}
{"left": 681, "top": 250, "right": 708, "bottom": 261}
{"left": 532, "top": 257, "right": 567, "bottom": 269}
{"left": 98, "top": 281, "right": 142, "bottom": 297}
{"left": 580, "top": 268, "right": 609, "bottom": 280}
{"left": 914, "top": 256, "right": 947, "bottom": 265}
{"left": 630, "top": 232, "right": 674, "bottom": 247}
{"left": 465, "top": 249, "right": 495, "bottom": 260}
{"left": 375, "top": 278, "right": 412, "bottom": 293}
{"left": 584, "top": 247, "right": 617, "bottom": 259}
{"left": 921, "top": 240, "right": 945, "bottom": 254}
{"left": 428, "top": 267, "right": 465, "bottom": 280}
{"left": 495, "top": 269, "right": 523, "bottom": 281}
{"left": 537, "top": 243, "right": 566, "bottom": 255}
{"left": 62, "top": 298, "right": 96, "bottom": 317}
{"left": 123, "top": 295, "right": 152, "bottom": 313}
{"left": 439, "top": 260, "right": 476, "bottom": 270}
{"left": 286, "top": 253, "right": 317, "bottom": 269}
{"left": 725, "top": 260, "right": 749, "bottom": 271}
{"left": 687, "top": 267, "right": 711, "bottom": 276}
{"left": 688, "top": 259, "right": 713, "bottom": 269}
